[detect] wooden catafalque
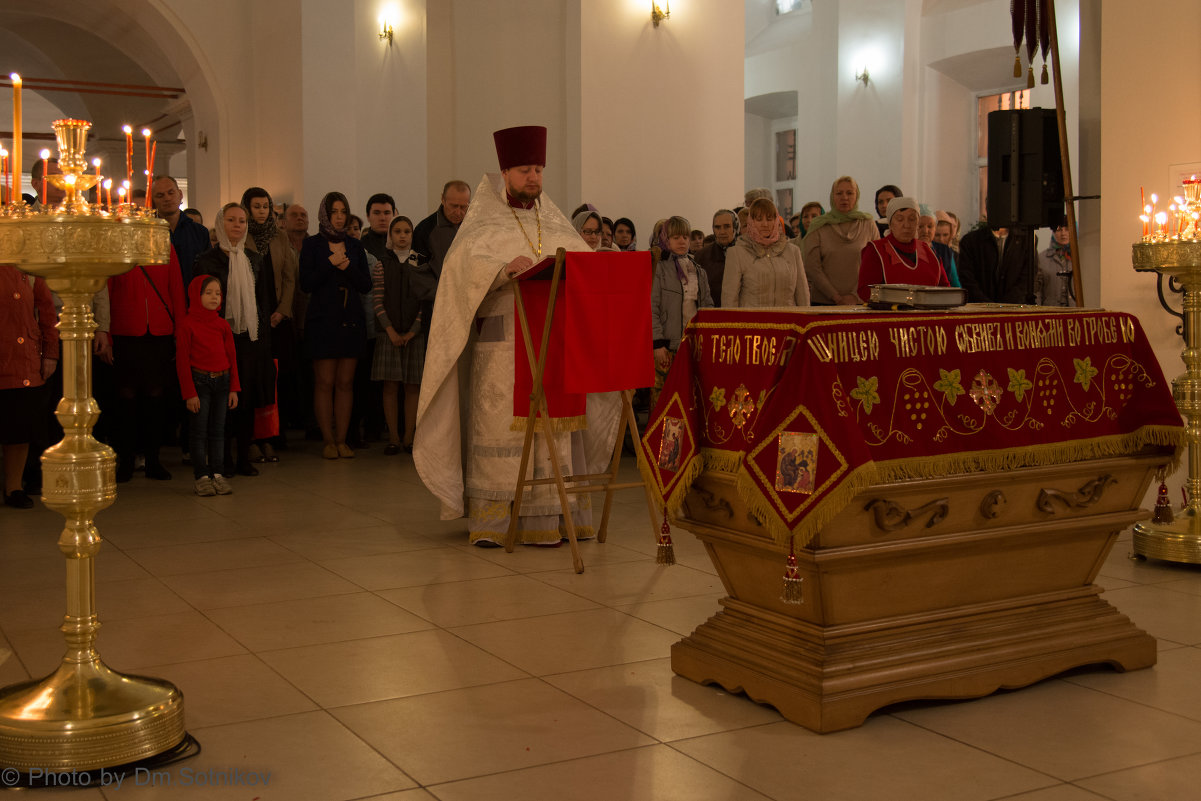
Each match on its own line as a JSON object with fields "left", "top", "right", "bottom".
{"left": 0, "top": 119, "right": 186, "bottom": 770}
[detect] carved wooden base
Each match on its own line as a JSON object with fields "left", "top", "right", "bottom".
{"left": 673, "top": 590, "right": 1155, "bottom": 733}
{"left": 671, "top": 451, "right": 1168, "bottom": 732}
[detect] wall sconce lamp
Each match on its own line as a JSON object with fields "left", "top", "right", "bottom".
{"left": 378, "top": 16, "right": 394, "bottom": 46}
{"left": 651, "top": 1, "right": 670, "bottom": 27}
{"left": 855, "top": 66, "right": 871, "bottom": 87}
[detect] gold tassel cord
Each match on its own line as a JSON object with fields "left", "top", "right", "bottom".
{"left": 657, "top": 508, "right": 676, "bottom": 566}
{"left": 1152, "top": 467, "right": 1175, "bottom": 525}
{"left": 1041, "top": 62, "right": 1049, "bottom": 85}
{"left": 780, "top": 540, "right": 803, "bottom": 605}
{"left": 1027, "top": 65, "right": 1036, "bottom": 89}
{"left": 1014, "top": 53, "right": 1023, "bottom": 78}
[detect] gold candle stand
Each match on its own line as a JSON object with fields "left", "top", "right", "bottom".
{"left": 0, "top": 120, "right": 185, "bottom": 770}
{"left": 1132, "top": 240, "right": 1201, "bottom": 562}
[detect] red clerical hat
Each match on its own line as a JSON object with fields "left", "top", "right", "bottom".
{"left": 493, "top": 125, "right": 547, "bottom": 170}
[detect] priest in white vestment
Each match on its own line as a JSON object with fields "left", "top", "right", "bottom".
{"left": 414, "top": 125, "right": 620, "bottom": 546}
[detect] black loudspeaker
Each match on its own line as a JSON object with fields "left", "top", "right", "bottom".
{"left": 986, "top": 108, "right": 1064, "bottom": 228}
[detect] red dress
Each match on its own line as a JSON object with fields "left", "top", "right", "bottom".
{"left": 857, "top": 234, "right": 950, "bottom": 302}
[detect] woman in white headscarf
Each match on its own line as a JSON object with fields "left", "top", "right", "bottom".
{"left": 192, "top": 202, "right": 276, "bottom": 476}
{"left": 572, "top": 209, "right": 612, "bottom": 252}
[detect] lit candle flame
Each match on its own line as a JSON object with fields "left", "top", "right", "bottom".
{"left": 123, "top": 125, "right": 132, "bottom": 134}
{"left": 39, "top": 148, "right": 49, "bottom": 160}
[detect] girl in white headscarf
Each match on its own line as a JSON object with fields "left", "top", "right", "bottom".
{"left": 192, "top": 202, "right": 276, "bottom": 476}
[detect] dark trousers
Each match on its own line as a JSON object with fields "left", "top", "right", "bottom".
{"left": 111, "top": 334, "right": 175, "bottom": 471}
{"left": 189, "top": 369, "right": 230, "bottom": 479}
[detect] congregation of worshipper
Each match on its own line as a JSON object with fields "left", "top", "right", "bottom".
{"left": 2, "top": 1, "right": 1201, "bottom": 799}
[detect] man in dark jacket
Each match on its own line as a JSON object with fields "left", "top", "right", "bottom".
{"left": 151, "top": 176, "right": 210, "bottom": 287}
{"left": 957, "top": 225, "right": 1037, "bottom": 304}
{"left": 360, "top": 193, "right": 396, "bottom": 263}
{"left": 413, "top": 180, "right": 471, "bottom": 277}
{"left": 695, "top": 209, "right": 738, "bottom": 306}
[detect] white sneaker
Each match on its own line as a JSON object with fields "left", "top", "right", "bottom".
{"left": 211, "top": 474, "right": 233, "bottom": 495}
{"left": 194, "top": 476, "right": 216, "bottom": 497}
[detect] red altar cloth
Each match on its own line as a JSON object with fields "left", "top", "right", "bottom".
{"left": 640, "top": 307, "right": 1183, "bottom": 546}
{"left": 513, "top": 251, "right": 653, "bottom": 427}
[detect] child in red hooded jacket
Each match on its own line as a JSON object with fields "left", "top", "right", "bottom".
{"left": 176, "top": 275, "right": 240, "bottom": 496}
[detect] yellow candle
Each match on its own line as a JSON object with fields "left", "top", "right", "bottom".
{"left": 39, "top": 148, "right": 49, "bottom": 204}
{"left": 10, "top": 74, "right": 21, "bottom": 201}
{"left": 141, "top": 128, "right": 151, "bottom": 206}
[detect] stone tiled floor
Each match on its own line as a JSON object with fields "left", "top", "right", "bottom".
{"left": 2, "top": 441, "right": 1200, "bottom": 800}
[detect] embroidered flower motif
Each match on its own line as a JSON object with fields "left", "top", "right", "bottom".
{"left": 850, "top": 376, "right": 881, "bottom": 415}
{"left": 1007, "top": 367, "right": 1033, "bottom": 402}
{"left": 934, "top": 368, "right": 965, "bottom": 405}
{"left": 709, "top": 386, "right": 726, "bottom": 412}
{"left": 1074, "top": 357, "right": 1099, "bottom": 392}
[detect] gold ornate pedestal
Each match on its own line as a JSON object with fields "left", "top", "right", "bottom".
{"left": 0, "top": 121, "right": 185, "bottom": 770}
{"left": 1132, "top": 240, "right": 1201, "bottom": 562}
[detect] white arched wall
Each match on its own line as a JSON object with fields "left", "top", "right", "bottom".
{"left": 578, "top": 0, "right": 745, "bottom": 243}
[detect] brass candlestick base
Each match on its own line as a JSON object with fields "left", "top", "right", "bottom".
{"left": 0, "top": 120, "right": 185, "bottom": 770}
{"left": 1133, "top": 240, "right": 1201, "bottom": 563}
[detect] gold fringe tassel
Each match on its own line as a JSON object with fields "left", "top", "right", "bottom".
{"left": 1040, "top": 62, "right": 1049, "bottom": 85}
{"left": 1013, "top": 53, "right": 1022, "bottom": 78}
{"left": 872, "top": 425, "right": 1184, "bottom": 487}
{"left": 701, "top": 448, "right": 744, "bottom": 475}
{"left": 657, "top": 508, "right": 676, "bottom": 566}
{"left": 1027, "top": 65, "right": 1035, "bottom": 89}
{"left": 780, "top": 539, "right": 803, "bottom": 605}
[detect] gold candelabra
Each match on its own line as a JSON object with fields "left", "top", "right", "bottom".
{"left": 1132, "top": 239, "right": 1201, "bottom": 563}
{"left": 0, "top": 119, "right": 185, "bottom": 770}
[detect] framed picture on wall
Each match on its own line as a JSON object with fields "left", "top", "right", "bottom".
{"left": 776, "top": 188, "right": 793, "bottom": 220}
{"left": 775, "top": 129, "right": 796, "bottom": 182}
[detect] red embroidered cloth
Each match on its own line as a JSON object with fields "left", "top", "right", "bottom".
{"left": 640, "top": 307, "right": 1183, "bottom": 545}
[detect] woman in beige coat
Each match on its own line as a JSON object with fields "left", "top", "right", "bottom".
{"left": 801, "top": 176, "right": 879, "bottom": 305}
{"left": 722, "top": 198, "right": 809, "bottom": 308}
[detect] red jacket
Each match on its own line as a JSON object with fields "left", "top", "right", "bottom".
{"left": 104, "top": 248, "right": 186, "bottom": 336}
{"left": 176, "top": 276, "right": 241, "bottom": 400}
{"left": 0, "top": 265, "right": 59, "bottom": 390}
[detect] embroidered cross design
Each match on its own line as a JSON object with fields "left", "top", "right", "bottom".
{"left": 728, "top": 384, "right": 756, "bottom": 429}
{"left": 970, "top": 369, "right": 1002, "bottom": 414}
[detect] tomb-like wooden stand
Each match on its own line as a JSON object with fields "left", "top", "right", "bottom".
{"left": 670, "top": 450, "right": 1165, "bottom": 733}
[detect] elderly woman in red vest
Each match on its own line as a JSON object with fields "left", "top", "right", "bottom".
{"left": 857, "top": 196, "right": 950, "bottom": 302}
{"left": 0, "top": 266, "right": 59, "bottom": 508}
